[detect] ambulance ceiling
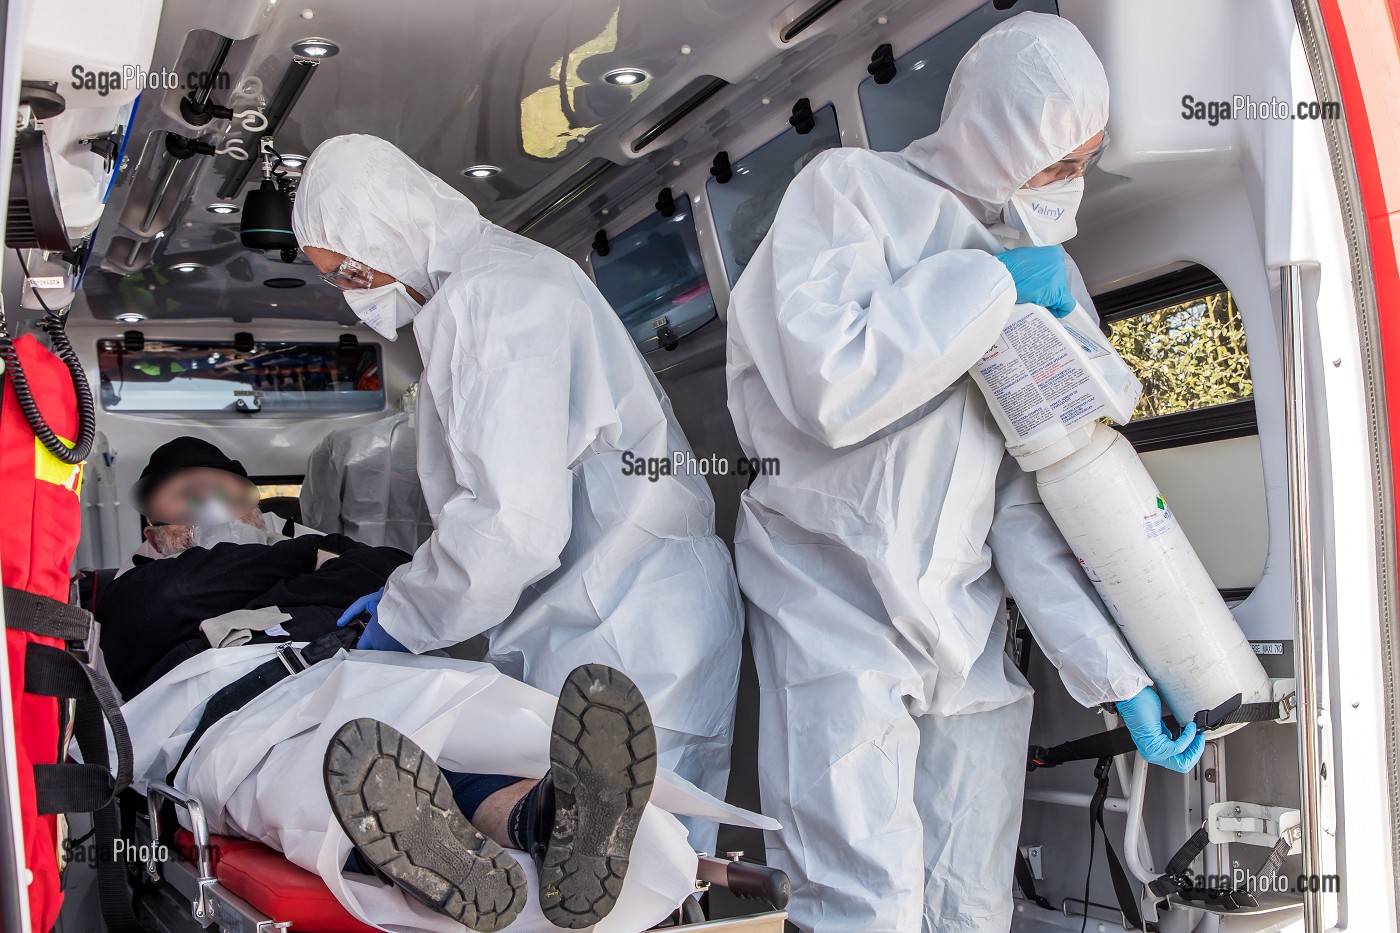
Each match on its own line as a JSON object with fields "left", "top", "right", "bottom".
{"left": 77, "top": 0, "right": 970, "bottom": 324}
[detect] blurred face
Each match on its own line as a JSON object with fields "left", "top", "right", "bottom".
{"left": 144, "top": 467, "right": 256, "bottom": 526}
{"left": 142, "top": 468, "right": 267, "bottom": 555}
{"left": 303, "top": 246, "right": 426, "bottom": 305}
{"left": 1023, "top": 129, "right": 1108, "bottom": 189}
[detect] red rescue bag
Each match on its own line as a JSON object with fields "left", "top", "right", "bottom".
{"left": 2, "top": 334, "right": 83, "bottom": 932}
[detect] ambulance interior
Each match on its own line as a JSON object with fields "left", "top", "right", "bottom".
{"left": 2, "top": 0, "right": 1394, "bottom": 931}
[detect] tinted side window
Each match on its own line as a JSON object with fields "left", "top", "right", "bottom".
{"left": 591, "top": 193, "right": 716, "bottom": 353}
{"left": 706, "top": 104, "right": 841, "bottom": 285}
{"left": 858, "top": 0, "right": 1058, "bottom": 153}
{"left": 96, "top": 339, "right": 384, "bottom": 414}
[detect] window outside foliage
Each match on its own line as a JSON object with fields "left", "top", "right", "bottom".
{"left": 1106, "top": 289, "right": 1253, "bottom": 420}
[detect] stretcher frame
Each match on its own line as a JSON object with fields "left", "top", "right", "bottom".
{"left": 138, "top": 782, "right": 787, "bottom": 933}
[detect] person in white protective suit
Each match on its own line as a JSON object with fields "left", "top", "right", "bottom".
{"left": 124, "top": 648, "right": 775, "bottom": 933}
{"left": 290, "top": 135, "right": 743, "bottom": 853}
{"left": 300, "top": 394, "right": 434, "bottom": 553}
{"left": 725, "top": 13, "right": 1203, "bottom": 932}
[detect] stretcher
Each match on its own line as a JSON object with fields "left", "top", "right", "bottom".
{"left": 134, "top": 783, "right": 789, "bottom": 933}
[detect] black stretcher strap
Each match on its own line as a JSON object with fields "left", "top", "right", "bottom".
{"left": 18, "top": 616, "right": 141, "bottom": 933}
{"left": 1029, "top": 693, "right": 1289, "bottom": 773}
{"left": 1150, "top": 824, "right": 1295, "bottom": 911}
{"left": 1088, "top": 757, "right": 1149, "bottom": 930}
{"left": 7, "top": 586, "right": 141, "bottom": 931}
{"left": 4, "top": 584, "right": 92, "bottom": 641}
{"left": 167, "top": 625, "right": 363, "bottom": 784}
{"left": 24, "top": 643, "right": 133, "bottom": 809}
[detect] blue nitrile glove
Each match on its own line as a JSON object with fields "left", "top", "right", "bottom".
{"left": 337, "top": 588, "right": 384, "bottom": 628}
{"left": 337, "top": 587, "right": 408, "bottom": 652}
{"left": 1116, "top": 686, "right": 1205, "bottom": 772}
{"left": 356, "top": 618, "right": 409, "bottom": 653}
{"left": 994, "top": 245, "right": 1077, "bottom": 317}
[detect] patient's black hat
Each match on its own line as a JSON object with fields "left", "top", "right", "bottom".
{"left": 132, "top": 436, "right": 249, "bottom": 514}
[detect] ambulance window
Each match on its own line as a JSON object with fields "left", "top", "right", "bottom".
{"left": 591, "top": 193, "right": 716, "bottom": 353}
{"left": 256, "top": 481, "right": 303, "bottom": 499}
{"left": 858, "top": 0, "right": 1058, "bottom": 153}
{"left": 1095, "top": 266, "right": 1256, "bottom": 450}
{"left": 707, "top": 103, "right": 841, "bottom": 284}
{"left": 96, "top": 339, "right": 385, "bottom": 415}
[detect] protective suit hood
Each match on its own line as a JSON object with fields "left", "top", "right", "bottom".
{"left": 900, "top": 12, "right": 1109, "bottom": 223}
{"left": 293, "top": 134, "right": 488, "bottom": 302}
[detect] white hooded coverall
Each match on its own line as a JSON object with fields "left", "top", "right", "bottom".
{"left": 292, "top": 136, "right": 743, "bottom": 850}
{"left": 301, "top": 409, "right": 435, "bottom": 553}
{"left": 724, "top": 14, "right": 1151, "bottom": 932}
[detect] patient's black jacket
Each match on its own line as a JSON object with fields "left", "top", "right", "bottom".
{"left": 97, "top": 535, "right": 410, "bottom": 700}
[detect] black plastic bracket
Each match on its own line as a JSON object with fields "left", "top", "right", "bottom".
{"left": 592, "top": 229, "right": 610, "bottom": 257}
{"left": 165, "top": 133, "right": 216, "bottom": 160}
{"left": 789, "top": 98, "right": 815, "bottom": 135}
{"left": 179, "top": 94, "right": 234, "bottom": 128}
{"left": 655, "top": 187, "right": 676, "bottom": 218}
{"left": 868, "top": 44, "right": 897, "bottom": 84}
{"left": 710, "top": 151, "right": 733, "bottom": 184}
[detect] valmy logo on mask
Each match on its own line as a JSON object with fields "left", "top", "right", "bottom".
{"left": 343, "top": 282, "right": 417, "bottom": 340}
{"left": 1003, "top": 176, "right": 1084, "bottom": 247}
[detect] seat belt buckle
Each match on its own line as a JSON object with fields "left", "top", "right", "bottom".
{"left": 275, "top": 643, "right": 308, "bottom": 675}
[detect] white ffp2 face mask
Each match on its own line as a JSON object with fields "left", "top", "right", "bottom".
{"left": 191, "top": 510, "right": 286, "bottom": 548}
{"left": 1002, "top": 176, "right": 1085, "bottom": 246}
{"left": 193, "top": 521, "right": 274, "bottom": 548}
{"left": 343, "top": 282, "right": 418, "bottom": 340}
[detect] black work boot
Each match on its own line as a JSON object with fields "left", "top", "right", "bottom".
{"left": 530, "top": 664, "right": 658, "bottom": 929}
{"left": 324, "top": 719, "right": 529, "bottom": 932}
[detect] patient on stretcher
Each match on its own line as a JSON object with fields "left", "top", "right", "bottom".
{"left": 106, "top": 438, "right": 771, "bottom": 932}
{"left": 124, "top": 645, "right": 771, "bottom": 933}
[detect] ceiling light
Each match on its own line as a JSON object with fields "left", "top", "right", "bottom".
{"left": 603, "top": 67, "right": 649, "bottom": 86}
{"left": 116, "top": 312, "right": 146, "bottom": 323}
{"left": 291, "top": 37, "right": 339, "bottom": 58}
{"left": 462, "top": 164, "right": 501, "bottom": 179}
{"left": 279, "top": 153, "right": 308, "bottom": 170}
{"left": 207, "top": 202, "right": 240, "bottom": 214}
{"left": 170, "top": 261, "right": 203, "bottom": 272}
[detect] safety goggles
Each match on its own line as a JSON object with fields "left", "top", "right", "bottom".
{"left": 1027, "top": 131, "right": 1110, "bottom": 188}
{"left": 319, "top": 256, "right": 378, "bottom": 291}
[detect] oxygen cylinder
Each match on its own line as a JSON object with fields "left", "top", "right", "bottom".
{"left": 1036, "top": 422, "right": 1272, "bottom": 724}
{"left": 968, "top": 303, "right": 1271, "bottom": 728}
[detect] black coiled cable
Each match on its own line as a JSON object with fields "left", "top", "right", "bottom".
{"left": 1, "top": 251, "right": 96, "bottom": 465}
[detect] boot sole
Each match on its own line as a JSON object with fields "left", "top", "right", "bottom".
{"left": 324, "top": 718, "right": 528, "bottom": 932}
{"left": 538, "top": 664, "right": 658, "bottom": 928}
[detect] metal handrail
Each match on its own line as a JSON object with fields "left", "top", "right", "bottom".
{"left": 1281, "top": 263, "right": 1327, "bottom": 933}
